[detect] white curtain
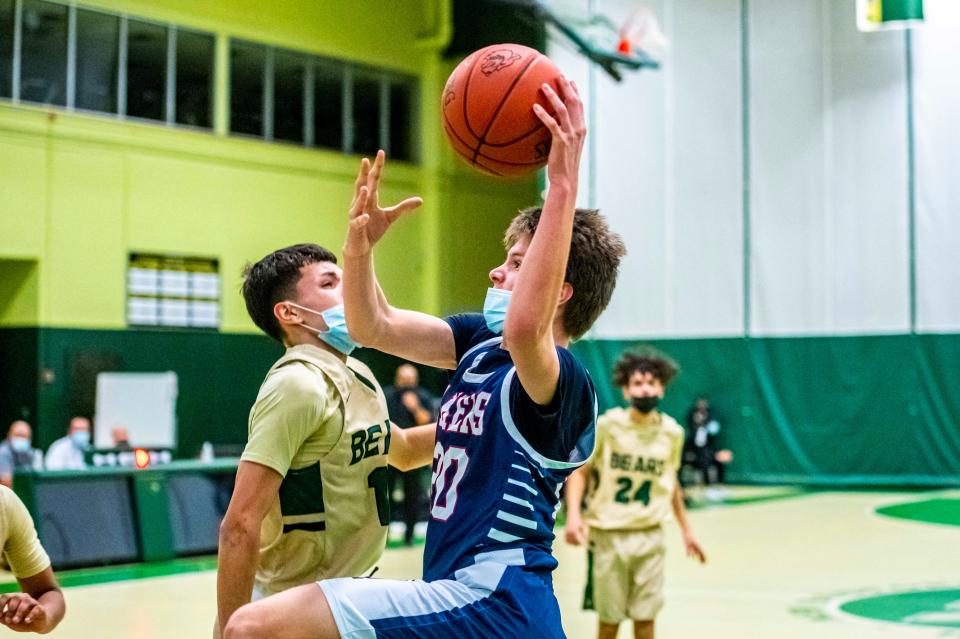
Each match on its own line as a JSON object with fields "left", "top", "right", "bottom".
{"left": 549, "top": 0, "right": 744, "bottom": 339}
{"left": 547, "top": 0, "right": 956, "bottom": 340}
{"left": 915, "top": 0, "right": 960, "bottom": 333}
{"left": 749, "top": 0, "right": 909, "bottom": 336}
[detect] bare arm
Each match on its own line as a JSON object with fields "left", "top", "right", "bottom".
{"left": 503, "top": 77, "right": 586, "bottom": 405}
{"left": 217, "top": 461, "right": 283, "bottom": 635}
{"left": 0, "top": 567, "right": 65, "bottom": 633}
{"left": 342, "top": 152, "right": 457, "bottom": 369}
{"left": 388, "top": 423, "right": 437, "bottom": 471}
{"left": 671, "top": 480, "right": 706, "bottom": 564}
{"left": 563, "top": 463, "right": 590, "bottom": 545}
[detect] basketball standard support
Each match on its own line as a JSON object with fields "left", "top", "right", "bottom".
{"left": 493, "top": 0, "right": 660, "bottom": 82}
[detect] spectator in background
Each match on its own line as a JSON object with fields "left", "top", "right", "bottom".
{"left": 44, "top": 416, "right": 91, "bottom": 471}
{"left": 0, "top": 484, "right": 66, "bottom": 633}
{"left": 683, "top": 397, "right": 733, "bottom": 495}
{"left": 384, "top": 363, "right": 435, "bottom": 545}
{"left": 0, "top": 421, "right": 43, "bottom": 488}
{"left": 111, "top": 426, "right": 133, "bottom": 451}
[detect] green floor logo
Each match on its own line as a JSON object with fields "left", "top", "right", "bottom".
{"left": 836, "top": 589, "right": 960, "bottom": 629}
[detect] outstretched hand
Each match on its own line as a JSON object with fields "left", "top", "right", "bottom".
{"left": 344, "top": 150, "right": 423, "bottom": 257}
{"left": 532, "top": 75, "right": 586, "bottom": 191}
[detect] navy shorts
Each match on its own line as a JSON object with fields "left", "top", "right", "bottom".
{"left": 318, "top": 549, "right": 566, "bottom": 639}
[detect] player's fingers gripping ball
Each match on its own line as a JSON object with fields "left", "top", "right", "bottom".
{"left": 442, "top": 43, "right": 562, "bottom": 177}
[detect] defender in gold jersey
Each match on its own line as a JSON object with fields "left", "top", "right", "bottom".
{"left": 216, "top": 244, "right": 432, "bottom": 637}
{"left": 565, "top": 350, "right": 706, "bottom": 639}
{"left": 0, "top": 485, "right": 65, "bottom": 633}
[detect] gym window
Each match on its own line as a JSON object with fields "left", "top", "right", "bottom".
{"left": 0, "top": 1, "right": 418, "bottom": 161}
{"left": 1, "top": 0, "right": 215, "bottom": 129}
{"left": 228, "top": 37, "right": 419, "bottom": 162}
{"left": 127, "top": 254, "right": 220, "bottom": 329}
{"left": 0, "top": 0, "right": 12, "bottom": 99}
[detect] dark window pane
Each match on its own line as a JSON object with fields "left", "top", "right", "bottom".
{"left": 352, "top": 73, "right": 381, "bottom": 156}
{"left": 20, "top": 0, "right": 67, "bottom": 105}
{"left": 0, "top": 0, "right": 13, "bottom": 98}
{"left": 273, "top": 50, "right": 305, "bottom": 143}
{"left": 176, "top": 29, "right": 213, "bottom": 128}
{"left": 126, "top": 20, "right": 167, "bottom": 120}
{"left": 313, "top": 61, "right": 343, "bottom": 150}
{"left": 230, "top": 40, "right": 265, "bottom": 136}
{"left": 76, "top": 10, "right": 118, "bottom": 113}
{"left": 390, "top": 79, "right": 415, "bottom": 162}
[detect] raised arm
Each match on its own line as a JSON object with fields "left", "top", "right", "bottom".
{"left": 342, "top": 152, "right": 457, "bottom": 369}
{"left": 503, "top": 76, "right": 586, "bottom": 405}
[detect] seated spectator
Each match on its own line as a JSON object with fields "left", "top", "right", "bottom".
{"left": 683, "top": 397, "right": 733, "bottom": 492}
{"left": 0, "top": 422, "right": 43, "bottom": 488}
{"left": 111, "top": 426, "right": 133, "bottom": 451}
{"left": 44, "top": 416, "right": 91, "bottom": 471}
{"left": 0, "top": 484, "right": 66, "bottom": 633}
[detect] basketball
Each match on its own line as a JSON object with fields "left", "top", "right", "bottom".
{"left": 442, "top": 44, "right": 562, "bottom": 177}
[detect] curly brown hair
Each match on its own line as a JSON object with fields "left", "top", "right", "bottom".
{"left": 612, "top": 349, "right": 679, "bottom": 388}
{"left": 504, "top": 207, "right": 626, "bottom": 339}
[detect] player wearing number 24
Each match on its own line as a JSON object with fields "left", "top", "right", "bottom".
{"left": 565, "top": 349, "right": 706, "bottom": 639}
{"left": 222, "top": 77, "right": 626, "bottom": 639}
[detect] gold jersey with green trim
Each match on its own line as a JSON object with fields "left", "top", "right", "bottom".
{"left": 242, "top": 344, "right": 391, "bottom": 597}
{"left": 0, "top": 484, "right": 50, "bottom": 579}
{"left": 585, "top": 407, "right": 684, "bottom": 531}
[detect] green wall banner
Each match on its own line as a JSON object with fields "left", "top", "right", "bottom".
{"left": 573, "top": 334, "right": 960, "bottom": 487}
{"left": 858, "top": 0, "right": 924, "bottom": 31}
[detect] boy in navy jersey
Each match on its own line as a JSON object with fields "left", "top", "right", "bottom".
{"left": 223, "top": 76, "right": 626, "bottom": 639}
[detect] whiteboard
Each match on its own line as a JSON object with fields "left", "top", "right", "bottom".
{"left": 94, "top": 372, "right": 178, "bottom": 449}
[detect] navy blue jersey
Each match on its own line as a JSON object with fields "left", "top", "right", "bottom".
{"left": 422, "top": 314, "right": 597, "bottom": 582}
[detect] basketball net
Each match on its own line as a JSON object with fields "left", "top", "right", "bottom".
{"left": 617, "top": 4, "right": 669, "bottom": 59}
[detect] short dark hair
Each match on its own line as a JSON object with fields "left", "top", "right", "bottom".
{"left": 242, "top": 243, "right": 337, "bottom": 343}
{"left": 612, "top": 348, "right": 679, "bottom": 388}
{"left": 504, "top": 207, "right": 626, "bottom": 339}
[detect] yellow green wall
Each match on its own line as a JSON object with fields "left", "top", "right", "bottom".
{"left": 0, "top": 0, "right": 539, "bottom": 331}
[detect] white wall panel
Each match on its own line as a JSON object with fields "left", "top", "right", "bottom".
{"left": 750, "top": 0, "right": 908, "bottom": 335}
{"left": 914, "top": 0, "right": 960, "bottom": 332}
{"left": 547, "top": 0, "right": 952, "bottom": 340}
{"left": 549, "top": 0, "right": 743, "bottom": 339}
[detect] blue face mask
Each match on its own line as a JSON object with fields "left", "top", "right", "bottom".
{"left": 483, "top": 288, "right": 513, "bottom": 335}
{"left": 71, "top": 431, "right": 91, "bottom": 449}
{"left": 10, "top": 437, "right": 31, "bottom": 453}
{"left": 289, "top": 302, "right": 359, "bottom": 356}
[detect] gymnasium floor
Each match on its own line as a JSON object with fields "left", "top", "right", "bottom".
{"left": 3, "top": 488, "right": 957, "bottom": 638}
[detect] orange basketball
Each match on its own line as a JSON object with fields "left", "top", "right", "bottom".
{"left": 442, "top": 44, "right": 561, "bottom": 177}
